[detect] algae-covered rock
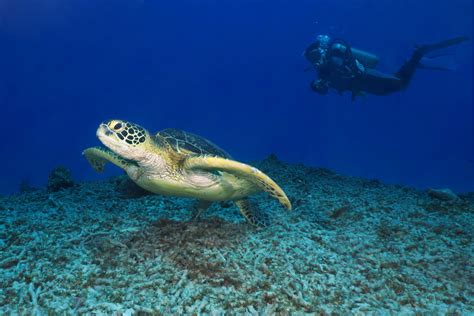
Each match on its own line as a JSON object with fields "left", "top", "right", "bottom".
{"left": 19, "top": 179, "right": 37, "bottom": 193}
{"left": 427, "top": 188, "right": 460, "bottom": 201}
{"left": 47, "top": 166, "right": 74, "bottom": 192}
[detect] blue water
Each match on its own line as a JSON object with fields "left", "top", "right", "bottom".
{"left": 0, "top": 0, "right": 472, "bottom": 194}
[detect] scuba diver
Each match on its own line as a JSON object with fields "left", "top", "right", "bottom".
{"left": 304, "top": 34, "right": 469, "bottom": 100}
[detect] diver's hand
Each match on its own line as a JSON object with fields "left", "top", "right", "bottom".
{"left": 311, "top": 79, "right": 329, "bottom": 95}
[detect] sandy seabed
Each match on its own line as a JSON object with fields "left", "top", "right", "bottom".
{"left": 0, "top": 156, "right": 472, "bottom": 315}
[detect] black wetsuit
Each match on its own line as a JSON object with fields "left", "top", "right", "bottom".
{"left": 305, "top": 36, "right": 469, "bottom": 99}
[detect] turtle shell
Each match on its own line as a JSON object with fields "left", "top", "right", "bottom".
{"left": 156, "top": 128, "right": 231, "bottom": 158}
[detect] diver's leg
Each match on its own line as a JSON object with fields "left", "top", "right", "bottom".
{"left": 357, "top": 69, "right": 404, "bottom": 95}
{"left": 394, "top": 49, "right": 426, "bottom": 87}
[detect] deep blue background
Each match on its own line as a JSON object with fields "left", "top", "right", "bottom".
{"left": 0, "top": 0, "right": 472, "bottom": 194}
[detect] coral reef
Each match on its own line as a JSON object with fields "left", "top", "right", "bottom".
{"left": 0, "top": 157, "right": 472, "bottom": 314}
{"left": 46, "top": 166, "right": 75, "bottom": 192}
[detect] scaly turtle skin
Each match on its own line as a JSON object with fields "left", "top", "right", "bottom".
{"left": 83, "top": 120, "right": 292, "bottom": 227}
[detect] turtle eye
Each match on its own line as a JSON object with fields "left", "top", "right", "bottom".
{"left": 113, "top": 122, "right": 123, "bottom": 130}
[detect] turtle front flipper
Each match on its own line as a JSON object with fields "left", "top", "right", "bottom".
{"left": 235, "top": 199, "right": 270, "bottom": 227}
{"left": 183, "top": 156, "right": 292, "bottom": 210}
{"left": 83, "top": 147, "right": 133, "bottom": 172}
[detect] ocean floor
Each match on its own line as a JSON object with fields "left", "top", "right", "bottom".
{"left": 0, "top": 156, "right": 472, "bottom": 314}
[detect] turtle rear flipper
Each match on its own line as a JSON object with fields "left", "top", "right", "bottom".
{"left": 235, "top": 199, "right": 270, "bottom": 227}
{"left": 183, "top": 156, "right": 292, "bottom": 210}
{"left": 83, "top": 147, "right": 132, "bottom": 172}
{"left": 190, "top": 200, "right": 213, "bottom": 221}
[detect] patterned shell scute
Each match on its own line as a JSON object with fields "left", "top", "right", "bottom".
{"left": 157, "top": 128, "right": 231, "bottom": 158}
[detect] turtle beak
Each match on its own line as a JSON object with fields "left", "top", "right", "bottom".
{"left": 98, "top": 123, "right": 113, "bottom": 137}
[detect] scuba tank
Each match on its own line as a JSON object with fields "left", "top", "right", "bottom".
{"left": 350, "top": 48, "right": 379, "bottom": 68}
{"left": 331, "top": 41, "right": 380, "bottom": 69}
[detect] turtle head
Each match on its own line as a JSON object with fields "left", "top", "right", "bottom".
{"left": 96, "top": 119, "right": 154, "bottom": 162}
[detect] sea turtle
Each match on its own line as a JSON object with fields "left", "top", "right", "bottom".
{"left": 83, "top": 120, "right": 292, "bottom": 227}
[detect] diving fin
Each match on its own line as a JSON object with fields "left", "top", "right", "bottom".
{"left": 419, "top": 55, "right": 457, "bottom": 71}
{"left": 413, "top": 36, "right": 468, "bottom": 71}
{"left": 416, "top": 36, "right": 469, "bottom": 55}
